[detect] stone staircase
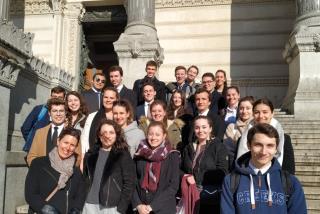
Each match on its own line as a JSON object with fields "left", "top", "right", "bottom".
{"left": 274, "top": 110, "right": 320, "bottom": 214}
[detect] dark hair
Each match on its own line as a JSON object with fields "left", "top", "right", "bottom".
{"left": 150, "top": 100, "right": 168, "bottom": 127}
{"left": 215, "top": 69, "right": 228, "bottom": 89}
{"left": 92, "top": 72, "right": 106, "bottom": 80}
{"left": 147, "top": 121, "right": 168, "bottom": 137}
{"left": 102, "top": 87, "right": 120, "bottom": 100}
{"left": 142, "top": 82, "right": 155, "bottom": 91}
{"left": 253, "top": 98, "right": 274, "bottom": 113}
{"left": 47, "top": 98, "right": 67, "bottom": 111}
{"left": 227, "top": 86, "right": 240, "bottom": 94}
{"left": 96, "top": 119, "right": 129, "bottom": 151}
{"left": 175, "top": 65, "right": 187, "bottom": 75}
{"left": 194, "top": 88, "right": 212, "bottom": 102}
{"left": 247, "top": 123, "right": 279, "bottom": 147}
{"left": 145, "top": 60, "right": 158, "bottom": 69}
{"left": 238, "top": 96, "right": 254, "bottom": 107}
{"left": 167, "top": 90, "right": 188, "bottom": 120}
{"left": 202, "top": 72, "right": 215, "bottom": 80}
{"left": 112, "top": 100, "right": 134, "bottom": 124}
{"left": 65, "top": 91, "right": 88, "bottom": 128}
{"left": 51, "top": 86, "right": 66, "bottom": 97}
{"left": 109, "top": 65, "right": 123, "bottom": 76}
{"left": 193, "top": 115, "right": 214, "bottom": 137}
{"left": 59, "top": 127, "right": 81, "bottom": 144}
{"left": 187, "top": 65, "right": 199, "bottom": 75}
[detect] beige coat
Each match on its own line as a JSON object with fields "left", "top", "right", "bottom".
{"left": 27, "top": 124, "right": 81, "bottom": 166}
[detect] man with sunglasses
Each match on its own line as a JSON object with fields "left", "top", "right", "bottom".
{"left": 82, "top": 72, "right": 106, "bottom": 113}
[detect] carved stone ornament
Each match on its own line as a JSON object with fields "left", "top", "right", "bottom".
{"left": 26, "top": 56, "right": 74, "bottom": 90}
{"left": 0, "top": 20, "right": 33, "bottom": 58}
{"left": 155, "top": 0, "right": 293, "bottom": 8}
{"left": 0, "top": 57, "right": 22, "bottom": 88}
{"left": 10, "top": 0, "right": 53, "bottom": 15}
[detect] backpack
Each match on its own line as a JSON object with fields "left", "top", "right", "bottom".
{"left": 230, "top": 170, "right": 293, "bottom": 205}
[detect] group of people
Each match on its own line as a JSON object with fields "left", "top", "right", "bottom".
{"left": 21, "top": 60, "right": 307, "bottom": 214}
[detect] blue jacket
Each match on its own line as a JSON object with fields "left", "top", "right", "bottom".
{"left": 220, "top": 153, "right": 307, "bottom": 214}
{"left": 21, "top": 104, "right": 50, "bottom": 151}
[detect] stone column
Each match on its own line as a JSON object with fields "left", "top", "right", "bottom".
{"left": 282, "top": 0, "right": 320, "bottom": 119}
{"left": 0, "top": 0, "right": 9, "bottom": 20}
{"left": 114, "top": 0, "right": 163, "bottom": 88}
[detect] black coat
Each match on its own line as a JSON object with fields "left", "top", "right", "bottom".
{"left": 119, "top": 85, "right": 137, "bottom": 110}
{"left": 181, "top": 138, "right": 229, "bottom": 186}
{"left": 25, "top": 156, "right": 85, "bottom": 213}
{"left": 82, "top": 88, "right": 102, "bottom": 114}
{"left": 133, "top": 76, "right": 166, "bottom": 105}
{"left": 132, "top": 152, "right": 180, "bottom": 214}
{"left": 83, "top": 148, "right": 136, "bottom": 214}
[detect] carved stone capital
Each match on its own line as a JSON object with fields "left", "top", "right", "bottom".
{"left": 0, "top": 57, "right": 22, "bottom": 88}
{"left": 64, "top": 3, "right": 84, "bottom": 20}
{"left": 10, "top": 0, "right": 52, "bottom": 16}
{"left": 0, "top": 20, "right": 33, "bottom": 59}
{"left": 50, "top": 0, "right": 65, "bottom": 13}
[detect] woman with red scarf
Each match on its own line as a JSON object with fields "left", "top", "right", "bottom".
{"left": 132, "top": 121, "right": 180, "bottom": 214}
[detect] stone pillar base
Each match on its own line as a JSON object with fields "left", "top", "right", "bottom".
{"left": 283, "top": 26, "right": 320, "bottom": 120}
{"left": 113, "top": 33, "right": 163, "bottom": 88}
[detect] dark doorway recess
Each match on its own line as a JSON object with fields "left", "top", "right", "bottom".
{"left": 82, "top": 5, "right": 127, "bottom": 73}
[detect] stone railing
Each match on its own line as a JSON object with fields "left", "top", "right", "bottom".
{"left": 0, "top": 20, "right": 33, "bottom": 58}
{"left": 27, "top": 57, "right": 75, "bottom": 90}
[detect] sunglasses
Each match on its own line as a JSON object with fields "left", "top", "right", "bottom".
{"left": 95, "top": 78, "right": 105, "bottom": 83}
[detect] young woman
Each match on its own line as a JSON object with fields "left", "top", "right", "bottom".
{"left": 214, "top": 69, "right": 227, "bottom": 112}
{"left": 133, "top": 121, "right": 180, "bottom": 214}
{"left": 65, "top": 91, "right": 88, "bottom": 131}
{"left": 139, "top": 100, "right": 185, "bottom": 151}
{"left": 236, "top": 98, "right": 295, "bottom": 174}
{"left": 112, "top": 100, "right": 145, "bottom": 157}
{"left": 82, "top": 119, "right": 136, "bottom": 214}
{"left": 25, "top": 128, "right": 86, "bottom": 214}
{"left": 81, "top": 87, "right": 119, "bottom": 154}
{"left": 167, "top": 90, "right": 193, "bottom": 120}
{"left": 181, "top": 116, "right": 229, "bottom": 214}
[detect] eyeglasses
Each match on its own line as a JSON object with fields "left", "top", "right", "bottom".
{"left": 202, "top": 80, "right": 214, "bottom": 84}
{"left": 95, "top": 78, "right": 105, "bottom": 84}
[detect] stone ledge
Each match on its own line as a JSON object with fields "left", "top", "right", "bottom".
{"left": 5, "top": 151, "right": 27, "bottom": 166}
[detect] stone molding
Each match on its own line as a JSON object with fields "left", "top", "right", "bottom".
{"left": 114, "top": 34, "right": 164, "bottom": 65}
{"left": 283, "top": 26, "right": 320, "bottom": 63}
{"left": 0, "top": 20, "right": 33, "bottom": 58}
{"left": 26, "top": 56, "right": 74, "bottom": 90}
{"left": 231, "top": 77, "right": 288, "bottom": 87}
{"left": 10, "top": 0, "right": 53, "bottom": 15}
{"left": 0, "top": 56, "right": 23, "bottom": 88}
{"left": 155, "top": 0, "right": 293, "bottom": 8}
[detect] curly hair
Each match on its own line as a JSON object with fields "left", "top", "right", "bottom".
{"left": 96, "top": 119, "right": 128, "bottom": 151}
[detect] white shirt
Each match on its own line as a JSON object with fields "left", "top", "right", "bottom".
{"left": 117, "top": 84, "right": 124, "bottom": 93}
{"left": 225, "top": 106, "right": 237, "bottom": 124}
{"left": 249, "top": 161, "right": 272, "bottom": 175}
{"left": 198, "top": 108, "right": 210, "bottom": 116}
{"left": 144, "top": 102, "right": 151, "bottom": 117}
{"left": 51, "top": 123, "right": 64, "bottom": 138}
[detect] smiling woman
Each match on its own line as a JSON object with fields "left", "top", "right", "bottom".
{"left": 25, "top": 128, "right": 86, "bottom": 214}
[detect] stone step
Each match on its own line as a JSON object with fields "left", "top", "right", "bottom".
{"left": 296, "top": 174, "right": 320, "bottom": 186}
{"left": 306, "top": 199, "right": 320, "bottom": 213}
{"left": 293, "top": 142, "right": 320, "bottom": 149}
{"left": 295, "top": 166, "right": 320, "bottom": 176}
{"left": 295, "top": 155, "right": 320, "bottom": 166}
{"left": 303, "top": 187, "right": 320, "bottom": 200}
{"left": 294, "top": 149, "right": 320, "bottom": 157}
{"left": 289, "top": 134, "right": 320, "bottom": 139}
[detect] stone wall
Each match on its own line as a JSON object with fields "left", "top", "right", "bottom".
{"left": 155, "top": 0, "right": 295, "bottom": 106}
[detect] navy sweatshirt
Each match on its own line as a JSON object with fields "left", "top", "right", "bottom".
{"left": 220, "top": 153, "right": 307, "bottom": 214}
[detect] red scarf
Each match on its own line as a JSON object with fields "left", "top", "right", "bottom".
{"left": 135, "top": 139, "right": 176, "bottom": 192}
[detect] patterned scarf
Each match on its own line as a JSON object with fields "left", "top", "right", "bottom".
{"left": 48, "top": 147, "right": 75, "bottom": 190}
{"left": 135, "top": 139, "right": 175, "bottom": 192}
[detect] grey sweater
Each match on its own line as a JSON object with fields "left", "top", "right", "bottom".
{"left": 124, "top": 121, "right": 145, "bottom": 157}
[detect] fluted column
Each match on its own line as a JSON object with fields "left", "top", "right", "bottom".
{"left": 114, "top": 0, "right": 163, "bottom": 88}
{"left": 0, "top": 0, "right": 9, "bottom": 20}
{"left": 282, "top": 0, "right": 320, "bottom": 119}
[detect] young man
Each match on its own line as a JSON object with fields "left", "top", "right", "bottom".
{"left": 166, "top": 65, "right": 194, "bottom": 101}
{"left": 191, "top": 88, "right": 226, "bottom": 140}
{"left": 21, "top": 86, "right": 65, "bottom": 152}
{"left": 133, "top": 60, "right": 166, "bottom": 105}
{"left": 186, "top": 65, "right": 201, "bottom": 90}
{"left": 220, "top": 123, "right": 307, "bottom": 214}
{"left": 135, "top": 83, "right": 156, "bottom": 121}
{"left": 82, "top": 72, "right": 106, "bottom": 113}
{"left": 109, "top": 65, "right": 137, "bottom": 109}
{"left": 27, "top": 98, "right": 81, "bottom": 166}
{"left": 201, "top": 72, "right": 225, "bottom": 114}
